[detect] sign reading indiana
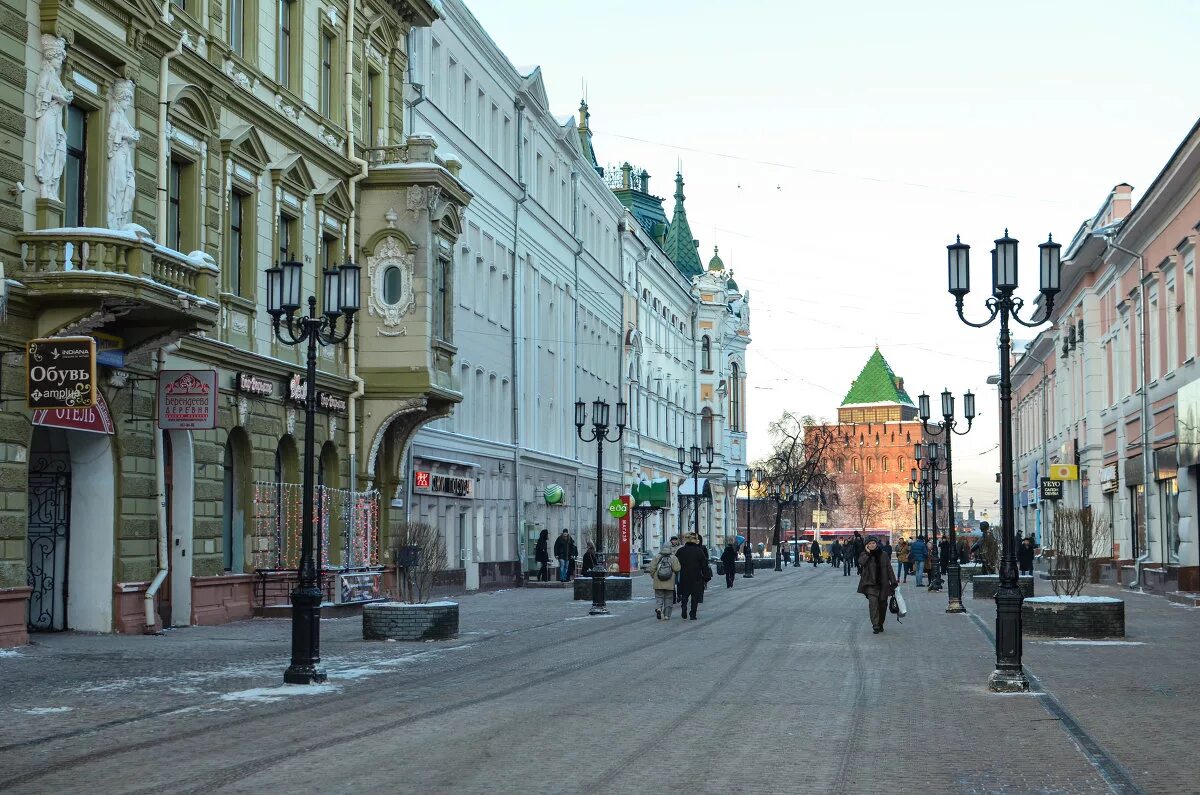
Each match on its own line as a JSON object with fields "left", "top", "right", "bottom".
{"left": 27, "top": 337, "right": 95, "bottom": 410}
{"left": 157, "top": 370, "right": 218, "bottom": 430}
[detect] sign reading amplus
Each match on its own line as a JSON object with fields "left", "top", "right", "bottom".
{"left": 157, "top": 370, "right": 218, "bottom": 430}
{"left": 27, "top": 337, "right": 96, "bottom": 410}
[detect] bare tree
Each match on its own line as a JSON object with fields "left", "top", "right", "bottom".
{"left": 838, "top": 473, "right": 887, "bottom": 534}
{"left": 754, "top": 413, "right": 840, "bottom": 557}
{"left": 1051, "top": 509, "right": 1111, "bottom": 597}
{"left": 390, "top": 522, "right": 447, "bottom": 604}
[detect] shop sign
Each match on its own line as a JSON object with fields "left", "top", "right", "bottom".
{"left": 33, "top": 390, "right": 114, "bottom": 435}
{"left": 1100, "top": 464, "right": 1119, "bottom": 493}
{"left": 92, "top": 332, "right": 125, "bottom": 368}
{"left": 27, "top": 336, "right": 95, "bottom": 410}
{"left": 236, "top": 372, "right": 275, "bottom": 398}
{"left": 413, "top": 471, "right": 473, "bottom": 498}
{"left": 1048, "top": 464, "right": 1078, "bottom": 481}
{"left": 317, "top": 392, "right": 347, "bottom": 414}
{"left": 287, "top": 374, "right": 307, "bottom": 404}
{"left": 1040, "top": 478, "right": 1063, "bottom": 500}
{"left": 284, "top": 374, "right": 346, "bottom": 414}
{"left": 617, "top": 494, "right": 632, "bottom": 574}
{"left": 157, "top": 370, "right": 218, "bottom": 430}
{"left": 607, "top": 498, "right": 628, "bottom": 518}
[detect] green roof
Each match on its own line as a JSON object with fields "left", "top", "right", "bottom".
{"left": 576, "top": 100, "right": 603, "bottom": 178}
{"left": 663, "top": 172, "right": 704, "bottom": 278}
{"left": 840, "top": 348, "right": 914, "bottom": 407}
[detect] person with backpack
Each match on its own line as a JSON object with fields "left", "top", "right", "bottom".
{"left": 651, "top": 543, "right": 681, "bottom": 619}
{"left": 534, "top": 529, "right": 550, "bottom": 582}
{"left": 676, "top": 533, "right": 710, "bottom": 620}
{"left": 720, "top": 541, "right": 738, "bottom": 588}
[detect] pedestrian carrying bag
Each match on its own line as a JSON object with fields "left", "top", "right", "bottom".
{"left": 889, "top": 589, "right": 907, "bottom": 621}
{"left": 655, "top": 555, "right": 674, "bottom": 582}
{"left": 700, "top": 563, "right": 713, "bottom": 582}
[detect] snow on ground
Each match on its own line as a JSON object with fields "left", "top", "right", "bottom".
{"left": 219, "top": 684, "right": 341, "bottom": 703}
{"left": 1025, "top": 595, "right": 1123, "bottom": 603}
{"left": 13, "top": 706, "right": 73, "bottom": 714}
{"left": 1034, "top": 640, "right": 1144, "bottom": 646}
{"left": 0, "top": 648, "right": 21, "bottom": 658}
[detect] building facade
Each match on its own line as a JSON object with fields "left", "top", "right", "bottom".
{"left": 1, "top": 0, "right": 470, "bottom": 645}
{"left": 1010, "top": 120, "right": 1200, "bottom": 596}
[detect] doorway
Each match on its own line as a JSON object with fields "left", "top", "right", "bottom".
{"left": 26, "top": 428, "right": 71, "bottom": 631}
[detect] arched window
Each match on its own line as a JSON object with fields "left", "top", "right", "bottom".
{"left": 318, "top": 441, "right": 341, "bottom": 565}
{"left": 836, "top": 457, "right": 845, "bottom": 473}
{"left": 701, "top": 336, "right": 712, "bottom": 371}
{"left": 898, "top": 455, "right": 905, "bottom": 472}
{"left": 852, "top": 458, "right": 859, "bottom": 473}
{"left": 701, "top": 407, "right": 714, "bottom": 449}
{"left": 881, "top": 456, "right": 889, "bottom": 473}
{"left": 274, "top": 436, "right": 299, "bottom": 567}
{"left": 729, "top": 362, "right": 742, "bottom": 432}
{"left": 867, "top": 457, "right": 874, "bottom": 473}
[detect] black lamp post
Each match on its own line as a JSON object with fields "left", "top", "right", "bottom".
{"left": 677, "top": 443, "right": 715, "bottom": 550}
{"left": 266, "top": 255, "right": 360, "bottom": 685}
{"left": 914, "top": 442, "right": 945, "bottom": 592}
{"left": 907, "top": 476, "right": 920, "bottom": 539}
{"left": 920, "top": 389, "right": 975, "bottom": 613}
{"left": 575, "top": 397, "right": 627, "bottom": 616}
{"left": 732, "top": 467, "right": 759, "bottom": 578}
{"left": 762, "top": 479, "right": 799, "bottom": 572}
{"left": 947, "top": 229, "right": 1061, "bottom": 692}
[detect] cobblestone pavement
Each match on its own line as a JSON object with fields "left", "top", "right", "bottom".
{"left": 0, "top": 565, "right": 1195, "bottom": 794}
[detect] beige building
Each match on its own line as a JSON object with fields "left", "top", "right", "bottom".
{"left": 0, "top": 0, "right": 470, "bottom": 645}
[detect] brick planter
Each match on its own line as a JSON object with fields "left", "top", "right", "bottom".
{"left": 1022, "top": 596, "right": 1125, "bottom": 638}
{"left": 363, "top": 601, "right": 459, "bottom": 641}
{"left": 573, "top": 577, "right": 632, "bottom": 601}
{"left": 955, "top": 564, "right": 984, "bottom": 582}
{"left": 972, "top": 575, "right": 1034, "bottom": 599}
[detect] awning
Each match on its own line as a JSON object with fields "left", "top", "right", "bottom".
{"left": 678, "top": 477, "right": 713, "bottom": 499}
{"left": 631, "top": 477, "right": 670, "bottom": 509}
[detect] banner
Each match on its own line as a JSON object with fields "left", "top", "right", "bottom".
{"left": 617, "top": 494, "right": 632, "bottom": 573}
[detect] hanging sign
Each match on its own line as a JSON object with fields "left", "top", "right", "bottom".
{"left": 33, "top": 389, "right": 114, "bottom": 435}
{"left": 413, "top": 470, "right": 473, "bottom": 498}
{"left": 26, "top": 336, "right": 95, "bottom": 410}
{"left": 157, "top": 370, "right": 218, "bottom": 430}
{"left": 607, "top": 498, "right": 628, "bottom": 518}
{"left": 617, "top": 494, "right": 632, "bottom": 573}
{"left": 1040, "top": 478, "right": 1063, "bottom": 500}
{"left": 1048, "top": 464, "right": 1078, "bottom": 481}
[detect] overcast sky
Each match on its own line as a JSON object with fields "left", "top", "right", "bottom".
{"left": 463, "top": 0, "right": 1199, "bottom": 517}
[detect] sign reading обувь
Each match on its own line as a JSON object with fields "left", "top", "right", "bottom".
{"left": 27, "top": 337, "right": 96, "bottom": 410}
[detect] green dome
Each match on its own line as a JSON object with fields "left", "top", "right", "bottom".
{"left": 726, "top": 277, "right": 739, "bottom": 291}
{"left": 708, "top": 246, "right": 724, "bottom": 271}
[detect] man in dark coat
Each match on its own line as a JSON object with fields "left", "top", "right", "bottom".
{"left": 939, "top": 537, "right": 951, "bottom": 575}
{"left": 720, "top": 542, "right": 738, "bottom": 588}
{"left": 857, "top": 535, "right": 898, "bottom": 633}
{"left": 553, "top": 529, "right": 576, "bottom": 582}
{"left": 742, "top": 541, "right": 754, "bottom": 578}
{"left": 675, "top": 534, "right": 710, "bottom": 620}
{"left": 810, "top": 538, "right": 822, "bottom": 567}
{"left": 534, "top": 529, "right": 550, "bottom": 581}
{"left": 1017, "top": 537, "right": 1036, "bottom": 576}
{"left": 830, "top": 538, "right": 843, "bottom": 569}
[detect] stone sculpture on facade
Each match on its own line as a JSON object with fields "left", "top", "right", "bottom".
{"left": 34, "top": 35, "right": 73, "bottom": 202}
{"left": 106, "top": 79, "right": 140, "bottom": 229}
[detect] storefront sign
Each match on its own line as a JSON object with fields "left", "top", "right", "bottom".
{"left": 287, "top": 374, "right": 307, "bottom": 404}
{"left": 413, "top": 471, "right": 473, "bottom": 498}
{"left": 1048, "top": 464, "right": 1078, "bottom": 481}
{"left": 1040, "top": 478, "right": 1063, "bottom": 500}
{"left": 26, "top": 336, "right": 95, "bottom": 410}
{"left": 157, "top": 370, "right": 218, "bottom": 430}
{"left": 617, "top": 494, "right": 632, "bottom": 574}
{"left": 92, "top": 332, "right": 125, "bottom": 368}
{"left": 284, "top": 374, "right": 346, "bottom": 414}
{"left": 1100, "top": 464, "right": 1119, "bottom": 493}
{"left": 33, "top": 390, "right": 114, "bottom": 435}
{"left": 317, "top": 392, "right": 347, "bottom": 414}
{"left": 236, "top": 372, "right": 275, "bottom": 398}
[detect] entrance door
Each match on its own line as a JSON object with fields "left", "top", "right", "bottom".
{"left": 159, "top": 431, "right": 174, "bottom": 627}
{"left": 26, "top": 429, "right": 71, "bottom": 631}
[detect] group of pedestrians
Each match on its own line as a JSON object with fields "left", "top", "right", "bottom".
{"left": 532, "top": 528, "right": 603, "bottom": 583}
{"left": 650, "top": 533, "right": 712, "bottom": 620}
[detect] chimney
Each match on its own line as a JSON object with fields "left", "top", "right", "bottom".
{"left": 640, "top": 169, "right": 650, "bottom": 195}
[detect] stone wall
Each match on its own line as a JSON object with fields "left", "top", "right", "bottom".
{"left": 1023, "top": 599, "right": 1125, "bottom": 638}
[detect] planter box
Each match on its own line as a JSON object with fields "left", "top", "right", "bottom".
{"left": 954, "top": 564, "right": 984, "bottom": 582}
{"left": 1022, "top": 596, "right": 1125, "bottom": 638}
{"left": 363, "top": 601, "right": 459, "bottom": 641}
{"left": 573, "top": 576, "right": 632, "bottom": 601}
{"left": 972, "top": 575, "right": 1034, "bottom": 599}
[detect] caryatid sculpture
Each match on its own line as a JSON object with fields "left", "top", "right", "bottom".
{"left": 34, "top": 35, "right": 73, "bottom": 202}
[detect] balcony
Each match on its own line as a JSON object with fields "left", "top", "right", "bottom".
{"left": 16, "top": 226, "right": 220, "bottom": 337}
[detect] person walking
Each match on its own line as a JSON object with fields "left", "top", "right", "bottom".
{"left": 651, "top": 543, "right": 681, "bottom": 619}
{"left": 553, "top": 529, "right": 575, "bottom": 582}
{"left": 830, "top": 538, "right": 843, "bottom": 569}
{"left": 581, "top": 540, "right": 598, "bottom": 576}
{"left": 939, "top": 536, "right": 951, "bottom": 575}
{"left": 668, "top": 536, "right": 682, "bottom": 602}
{"left": 842, "top": 536, "right": 855, "bottom": 577}
{"left": 857, "top": 535, "right": 898, "bottom": 634}
{"left": 534, "top": 529, "right": 550, "bottom": 582}
{"left": 675, "top": 533, "right": 710, "bottom": 620}
{"left": 851, "top": 531, "right": 865, "bottom": 573}
{"left": 781, "top": 542, "right": 791, "bottom": 567}
{"left": 1018, "top": 536, "right": 1036, "bottom": 576}
{"left": 980, "top": 523, "right": 998, "bottom": 575}
{"left": 909, "top": 535, "right": 928, "bottom": 587}
{"left": 895, "top": 538, "right": 911, "bottom": 583}
{"left": 742, "top": 540, "right": 755, "bottom": 579}
{"left": 810, "top": 538, "right": 822, "bottom": 568}
{"left": 721, "top": 541, "right": 738, "bottom": 588}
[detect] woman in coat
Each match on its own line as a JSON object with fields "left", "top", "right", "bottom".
{"left": 581, "top": 540, "right": 598, "bottom": 576}
{"left": 720, "top": 542, "right": 738, "bottom": 588}
{"left": 810, "top": 538, "right": 822, "bottom": 567}
{"left": 651, "top": 543, "right": 682, "bottom": 619}
{"left": 534, "top": 529, "right": 550, "bottom": 582}
{"left": 895, "top": 539, "right": 910, "bottom": 583}
{"left": 1017, "top": 537, "right": 1036, "bottom": 576}
{"left": 857, "top": 535, "right": 898, "bottom": 633}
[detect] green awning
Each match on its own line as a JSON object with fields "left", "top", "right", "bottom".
{"left": 631, "top": 477, "right": 671, "bottom": 509}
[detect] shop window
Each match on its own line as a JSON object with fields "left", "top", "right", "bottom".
{"left": 1161, "top": 477, "right": 1179, "bottom": 563}
{"left": 222, "top": 430, "right": 249, "bottom": 572}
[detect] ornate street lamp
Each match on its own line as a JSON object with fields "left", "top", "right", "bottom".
{"left": 920, "top": 389, "right": 975, "bottom": 612}
{"left": 907, "top": 476, "right": 921, "bottom": 539}
{"left": 761, "top": 478, "right": 800, "bottom": 572}
{"left": 266, "top": 256, "right": 359, "bottom": 684}
{"left": 677, "top": 442, "right": 715, "bottom": 551}
{"left": 915, "top": 442, "right": 946, "bottom": 591}
{"left": 947, "top": 229, "right": 1060, "bottom": 692}
{"left": 575, "top": 397, "right": 626, "bottom": 616}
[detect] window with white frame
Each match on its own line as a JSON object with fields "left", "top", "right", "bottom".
{"left": 1185, "top": 247, "right": 1196, "bottom": 361}
{"left": 1166, "top": 275, "right": 1178, "bottom": 371}
{"left": 1149, "top": 285, "right": 1160, "bottom": 381}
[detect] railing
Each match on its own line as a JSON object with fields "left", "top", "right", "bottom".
{"left": 253, "top": 568, "right": 337, "bottom": 608}
{"left": 17, "top": 227, "right": 218, "bottom": 301}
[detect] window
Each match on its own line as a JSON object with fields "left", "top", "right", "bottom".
{"left": 433, "top": 254, "right": 450, "bottom": 341}
{"left": 1186, "top": 250, "right": 1196, "bottom": 361}
{"left": 882, "top": 457, "right": 889, "bottom": 472}
{"left": 867, "top": 457, "right": 874, "bottom": 473}
{"left": 320, "top": 234, "right": 340, "bottom": 312}
{"left": 320, "top": 32, "right": 336, "bottom": 118}
{"left": 226, "top": 189, "right": 248, "bottom": 295}
{"left": 167, "top": 160, "right": 183, "bottom": 251}
{"left": 852, "top": 458, "right": 859, "bottom": 473}
{"left": 228, "top": 0, "right": 245, "bottom": 54}
{"left": 701, "top": 336, "right": 712, "bottom": 371}
{"left": 278, "top": 212, "right": 297, "bottom": 262}
{"left": 1149, "top": 285, "right": 1160, "bottom": 380}
{"left": 64, "top": 105, "right": 87, "bottom": 226}
{"left": 171, "top": 0, "right": 186, "bottom": 9}
{"left": 1162, "top": 476, "right": 1180, "bottom": 563}
{"left": 701, "top": 408, "right": 714, "bottom": 449}
{"left": 729, "top": 363, "right": 742, "bottom": 431}
{"left": 383, "top": 265, "right": 403, "bottom": 304}
{"left": 365, "top": 69, "right": 380, "bottom": 146}
{"left": 1166, "top": 279, "right": 1178, "bottom": 370}
{"left": 277, "top": 0, "right": 294, "bottom": 88}
{"left": 898, "top": 455, "right": 905, "bottom": 472}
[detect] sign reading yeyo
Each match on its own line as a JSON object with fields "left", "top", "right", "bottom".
{"left": 26, "top": 337, "right": 96, "bottom": 410}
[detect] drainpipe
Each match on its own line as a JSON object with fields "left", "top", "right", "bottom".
{"left": 511, "top": 100, "right": 527, "bottom": 577}
{"left": 155, "top": 33, "right": 186, "bottom": 245}
{"left": 344, "top": 0, "right": 367, "bottom": 491}
{"left": 143, "top": 344, "right": 179, "bottom": 632}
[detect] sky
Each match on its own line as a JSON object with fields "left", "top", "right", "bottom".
{"left": 462, "top": 0, "right": 1200, "bottom": 517}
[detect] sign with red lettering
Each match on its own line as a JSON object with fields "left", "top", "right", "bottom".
{"left": 617, "top": 494, "right": 632, "bottom": 573}
{"left": 32, "top": 390, "right": 114, "bottom": 435}
{"left": 157, "top": 370, "right": 218, "bottom": 430}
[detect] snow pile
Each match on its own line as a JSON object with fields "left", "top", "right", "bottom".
{"left": 0, "top": 648, "right": 22, "bottom": 658}
{"left": 1025, "top": 595, "right": 1122, "bottom": 603}
{"left": 1036, "top": 640, "right": 1143, "bottom": 646}
{"left": 371, "top": 600, "right": 458, "bottom": 608}
{"left": 219, "top": 683, "right": 340, "bottom": 703}
{"left": 14, "top": 706, "right": 73, "bottom": 714}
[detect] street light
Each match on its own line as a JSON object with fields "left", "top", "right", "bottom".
{"left": 920, "top": 389, "right": 975, "bottom": 613}
{"left": 907, "top": 476, "right": 921, "bottom": 540}
{"left": 266, "top": 256, "right": 359, "bottom": 684}
{"left": 575, "top": 397, "right": 626, "bottom": 616}
{"left": 914, "top": 442, "right": 946, "bottom": 591}
{"left": 677, "top": 442, "right": 715, "bottom": 552}
{"left": 762, "top": 478, "right": 800, "bottom": 572}
{"left": 947, "top": 229, "right": 1060, "bottom": 692}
